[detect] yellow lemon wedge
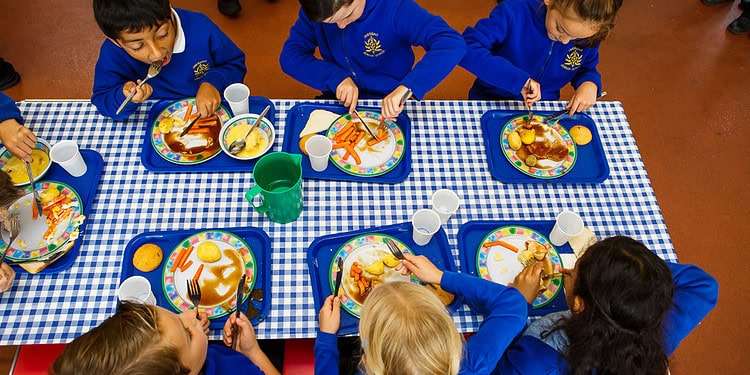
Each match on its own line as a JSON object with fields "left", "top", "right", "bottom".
{"left": 364, "top": 260, "right": 385, "bottom": 275}
{"left": 197, "top": 241, "right": 222, "bottom": 263}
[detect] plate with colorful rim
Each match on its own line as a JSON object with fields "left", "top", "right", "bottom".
{"left": 0, "top": 181, "right": 84, "bottom": 262}
{"left": 162, "top": 230, "right": 257, "bottom": 319}
{"left": 150, "top": 98, "right": 232, "bottom": 165}
{"left": 326, "top": 111, "right": 406, "bottom": 177}
{"left": 329, "top": 234, "right": 418, "bottom": 318}
{"left": 500, "top": 115, "right": 577, "bottom": 179}
{"left": 0, "top": 139, "right": 52, "bottom": 187}
{"left": 476, "top": 225, "right": 563, "bottom": 309}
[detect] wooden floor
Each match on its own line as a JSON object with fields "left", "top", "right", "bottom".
{"left": 0, "top": 0, "right": 748, "bottom": 374}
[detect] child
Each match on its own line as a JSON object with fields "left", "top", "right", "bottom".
{"left": 316, "top": 254, "right": 535, "bottom": 374}
{"left": 0, "top": 171, "right": 20, "bottom": 293}
{"left": 279, "top": 0, "right": 466, "bottom": 118}
{"left": 461, "top": 0, "right": 622, "bottom": 114}
{"left": 91, "top": 0, "right": 246, "bottom": 121}
{"left": 0, "top": 92, "right": 36, "bottom": 162}
{"left": 52, "top": 301, "right": 279, "bottom": 375}
{"left": 498, "top": 236, "right": 719, "bottom": 374}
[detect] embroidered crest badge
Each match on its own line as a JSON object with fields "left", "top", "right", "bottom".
{"left": 363, "top": 32, "right": 385, "bottom": 57}
{"left": 561, "top": 47, "right": 583, "bottom": 71}
{"left": 193, "top": 60, "right": 210, "bottom": 80}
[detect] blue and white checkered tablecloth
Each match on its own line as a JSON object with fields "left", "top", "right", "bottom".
{"left": 0, "top": 99, "right": 675, "bottom": 345}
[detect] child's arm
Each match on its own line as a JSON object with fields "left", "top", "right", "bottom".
{"left": 315, "top": 332, "right": 340, "bottom": 375}
{"left": 663, "top": 262, "right": 718, "bottom": 355}
{"left": 201, "top": 16, "right": 247, "bottom": 94}
{"left": 570, "top": 48, "right": 602, "bottom": 95}
{"left": 461, "top": 4, "right": 530, "bottom": 98}
{"left": 393, "top": 0, "right": 466, "bottom": 100}
{"left": 279, "top": 10, "right": 352, "bottom": 94}
{"left": 0, "top": 93, "right": 23, "bottom": 123}
{"left": 90, "top": 43, "right": 142, "bottom": 121}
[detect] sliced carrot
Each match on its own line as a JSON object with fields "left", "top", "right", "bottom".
{"left": 179, "top": 260, "right": 193, "bottom": 272}
{"left": 193, "top": 264, "right": 204, "bottom": 281}
{"left": 42, "top": 195, "right": 67, "bottom": 211}
{"left": 352, "top": 131, "right": 366, "bottom": 146}
{"left": 335, "top": 127, "right": 354, "bottom": 142}
{"left": 31, "top": 201, "right": 38, "bottom": 220}
{"left": 180, "top": 246, "right": 194, "bottom": 268}
{"left": 170, "top": 248, "right": 187, "bottom": 272}
{"left": 332, "top": 142, "right": 348, "bottom": 150}
{"left": 183, "top": 103, "right": 193, "bottom": 121}
{"left": 482, "top": 240, "right": 519, "bottom": 253}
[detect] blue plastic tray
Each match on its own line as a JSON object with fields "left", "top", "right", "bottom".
{"left": 307, "top": 222, "right": 460, "bottom": 336}
{"left": 140, "top": 97, "right": 277, "bottom": 173}
{"left": 480, "top": 110, "right": 610, "bottom": 184}
{"left": 12, "top": 149, "right": 104, "bottom": 274}
{"left": 281, "top": 103, "right": 412, "bottom": 184}
{"left": 458, "top": 220, "right": 572, "bottom": 316}
{"left": 120, "top": 227, "right": 272, "bottom": 329}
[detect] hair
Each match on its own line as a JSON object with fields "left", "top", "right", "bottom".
{"left": 51, "top": 301, "right": 189, "bottom": 375}
{"left": 298, "top": 0, "right": 354, "bottom": 22}
{"left": 556, "top": 236, "right": 674, "bottom": 375}
{"left": 358, "top": 282, "right": 463, "bottom": 375}
{"left": 93, "top": 0, "right": 172, "bottom": 40}
{"left": 0, "top": 171, "right": 22, "bottom": 208}
{"left": 548, "top": 0, "right": 624, "bottom": 46}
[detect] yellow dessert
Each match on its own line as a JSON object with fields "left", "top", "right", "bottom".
{"left": 225, "top": 123, "right": 269, "bottom": 158}
{"left": 133, "top": 243, "right": 163, "bottom": 272}
{"left": 569, "top": 125, "right": 592, "bottom": 145}
{"left": 2, "top": 149, "right": 50, "bottom": 185}
{"left": 197, "top": 241, "right": 222, "bottom": 263}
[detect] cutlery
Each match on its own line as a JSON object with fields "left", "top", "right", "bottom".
{"left": 0, "top": 215, "right": 20, "bottom": 264}
{"left": 377, "top": 88, "right": 412, "bottom": 128}
{"left": 25, "top": 163, "right": 43, "bottom": 220}
{"left": 542, "top": 272, "right": 564, "bottom": 280}
{"left": 245, "top": 288, "right": 264, "bottom": 321}
{"left": 187, "top": 279, "right": 202, "bottom": 320}
{"left": 384, "top": 238, "right": 455, "bottom": 304}
{"left": 116, "top": 61, "right": 163, "bottom": 115}
{"left": 178, "top": 113, "right": 203, "bottom": 137}
{"left": 544, "top": 91, "right": 608, "bottom": 124}
{"left": 231, "top": 274, "right": 246, "bottom": 350}
{"left": 352, "top": 111, "right": 378, "bottom": 140}
{"left": 228, "top": 105, "right": 271, "bottom": 154}
{"left": 333, "top": 257, "right": 343, "bottom": 298}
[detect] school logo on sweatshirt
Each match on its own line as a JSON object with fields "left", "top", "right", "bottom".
{"left": 363, "top": 33, "right": 385, "bottom": 57}
{"left": 193, "top": 60, "right": 210, "bottom": 80}
{"left": 561, "top": 47, "right": 583, "bottom": 71}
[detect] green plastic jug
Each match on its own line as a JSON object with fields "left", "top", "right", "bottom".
{"left": 245, "top": 152, "right": 303, "bottom": 224}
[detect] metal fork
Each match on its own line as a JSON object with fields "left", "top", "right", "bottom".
{"left": 116, "top": 61, "right": 163, "bottom": 115}
{"left": 0, "top": 215, "right": 20, "bottom": 264}
{"left": 186, "top": 279, "right": 202, "bottom": 319}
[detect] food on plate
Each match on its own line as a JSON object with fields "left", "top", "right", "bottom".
{"left": 382, "top": 253, "right": 399, "bottom": 267}
{"left": 508, "top": 131, "right": 522, "bottom": 150}
{"left": 517, "top": 240, "right": 555, "bottom": 289}
{"left": 133, "top": 243, "right": 163, "bottom": 272}
{"left": 300, "top": 109, "right": 340, "bottom": 137}
{"left": 482, "top": 240, "right": 519, "bottom": 253}
{"left": 364, "top": 260, "right": 385, "bottom": 275}
{"left": 163, "top": 114, "right": 221, "bottom": 155}
{"left": 520, "top": 129, "right": 535, "bottom": 145}
{"left": 569, "top": 125, "right": 592, "bottom": 145}
{"left": 40, "top": 187, "right": 75, "bottom": 242}
{"left": 158, "top": 116, "right": 183, "bottom": 134}
{"left": 525, "top": 155, "right": 537, "bottom": 167}
{"left": 299, "top": 134, "right": 314, "bottom": 155}
{"left": 347, "top": 251, "right": 402, "bottom": 304}
{"left": 2, "top": 149, "right": 50, "bottom": 185}
{"left": 332, "top": 119, "right": 390, "bottom": 166}
{"left": 198, "top": 249, "right": 244, "bottom": 307}
{"left": 171, "top": 245, "right": 194, "bottom": 272}
{"left": 224, "top": 122, "right": 269, "bottom": 158}
{"left": 510, "top": 119, "right": 570, "bottom": 168}
{"left": 197, "top": 241, "right": 222, "bottom": 263}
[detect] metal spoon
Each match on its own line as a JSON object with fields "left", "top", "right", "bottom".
{"left": 228, "top": 105, "right": 271, "bottom": 155}
{"left": 116, "top": 61, "right": 163, "bottom": 115}
{"left": 25, "top": 162, "right": 43, "bottom": 220}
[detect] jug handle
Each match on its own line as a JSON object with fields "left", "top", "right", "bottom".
{"left": 245, "top": 186, "right": 268, "bottom": 214}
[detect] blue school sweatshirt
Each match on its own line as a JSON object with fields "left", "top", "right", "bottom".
{"left": 0, "top": 92, "right": 23, "bottom": 124}
{"left": 313, "top": 272, "right": 529, "bottom": 374}
{"left": 203, "top": 344, "right": 263, "bottom": 375}
{"left": 496, "top": 262, "right": 719, "bottom": 374}
{"left": 461, "top": 0, "right": 602, "bottom": 101}
{"left": 279, "top": 0, "right": 466, "bottom": 100}
{"left": 91, "top": 8, "right": 246, "bottom": 121}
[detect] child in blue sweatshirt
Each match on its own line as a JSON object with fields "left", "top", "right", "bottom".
{"left": 52, "top": 301, "right": 279, "bottom": 375}
{"left": 92, "top": 0, "right": 246, "bottom": 121}
{"left": 461, "top": 0, "right": 622, "bottom": 114}
{"left": 497, "top": 236, "right": 719, "bottom": 375}
{"left": 0, "top": 92, "right": 36, "bottom": 162}
{"left": 279, "top": 0, "right": 466, "bottom": 118}
{"left": 316, "top": 254, "right": 532, "bottom": 375}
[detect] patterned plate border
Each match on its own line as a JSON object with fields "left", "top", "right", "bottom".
{"left": 499, "top": 115, "right": 577, "bottom": 179}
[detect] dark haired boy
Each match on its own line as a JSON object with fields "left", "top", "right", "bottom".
{"left": 92, "top": 0, "right": 246, "bottom": 120}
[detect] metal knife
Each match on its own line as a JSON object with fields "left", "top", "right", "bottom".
{"left": 352, "top": 111, "right": 378, "bottom": 139}
{"left": 231, "top": 274, "right": 246, "bottom": 350}
{"left": 333, "top": 257, "right": 343, "bottom": 297}
{"left": 179, "top": 114, "right": 202, "bottom": 137}
{"left": 25, "top": 162, "right": 43, "bottom": 219}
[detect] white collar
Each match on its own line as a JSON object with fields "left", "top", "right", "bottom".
{"left": 171, "top": 8, "right": 185, "bottom": 54}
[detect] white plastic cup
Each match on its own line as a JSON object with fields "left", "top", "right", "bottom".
{"left": 431, "top": 189, "right": 460, "bottom": 225}
{"left": 549, "top": 210, "right": 584, "bottom": 246}
{"left": 50, "top": 141, "right": 87, "bottom": 177}
{"left": 411, "top": 209, "right": 442, "bottom": 246}
{"left": 305, "top": 135, "right": 333, "bottom": 172}
{"left": 224, "top": 83, "right": 250, "bottom": 115}
{"left": 117, "top": 276, "right": 156, "bottom": 305}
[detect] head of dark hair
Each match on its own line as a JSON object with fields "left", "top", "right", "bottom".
{"left": 93, "top": 0, "right": 172, "bottom": 40}
{"left": 51, "top": 301, "right": 189, "bottom": 375}
{"left": 298, "top": 0, "right": 354, "bottom": 22}
{"left": 561, "top": 236, "right": 674, "bottom": 375}
{"left": 549, "top": 0, "right": 623, "bottom": 47}
{"left": 0, "top": 171, "right": 21, "bottom": 208}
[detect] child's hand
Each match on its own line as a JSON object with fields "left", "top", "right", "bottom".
{"left": 567, "top": 82, "right": 598, "bottom": 115}
{"left": 180, "top": 310, "right": 210, "bottom": 335}
{"left": 319, "top": 295, "right": 341, "bottom": 334}
{"left": 381, "top": 85, "right": 409, "bottom": 119}
{"left": 336, "top": 77, "right": 359, "bottom": 114}
{"left": 0, "top": 263, "right": 15, "bottom": 293}
{"left": 195, "top": 82, "right": 221, "bottom": 118}
{"left": 122, "top": 81, "right": 153, "bottom": 103}
{"left": 521, "top": 78, "right": 541, "bottom": 107}
{"left": 510, "top": 262, "right": 544, "bottom": 304}
{"left": 222, "top": 312, "right": 261, "bottom": 356}
{"left": 397, "top": 254, "right": 443, "bottom": 285}
{"left": 0, "top": 119, "right": 36, "bottom": 162}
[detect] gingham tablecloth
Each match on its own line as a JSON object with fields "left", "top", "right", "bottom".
{"left": 0, "top": 99, "right": 675, "bottom": 344}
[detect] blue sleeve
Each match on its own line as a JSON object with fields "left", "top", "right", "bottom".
{"left": 0, "top": 92, "right": 23, "bottom": 124}
{"left": 394, "top": 0, "right": 466, "bottom": 100}
{"left": 441, "top": 272, "right": 529, "bottom": 374}
{"left": 280, "top": 10, "right": 351, "bottom": 93}
{"left": 314, "top": 331, "right": 340, "bottom": 375}
{"left": 460, "top": 4, "right": 530, "bottom": 97}
{"left": 499, "top": 335, "right": 568, "bottom": 375}
{"left": 570, "top": 47, "right": 602, "bottom": 93}
{"left": 199, "top": 16, "right": 247, "bottom": 93}
{"left": 90, "top": 42, "right": 139, "bottom": 121}
{"left": 663, "top": 262, "right": 718, "bottom": 355}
